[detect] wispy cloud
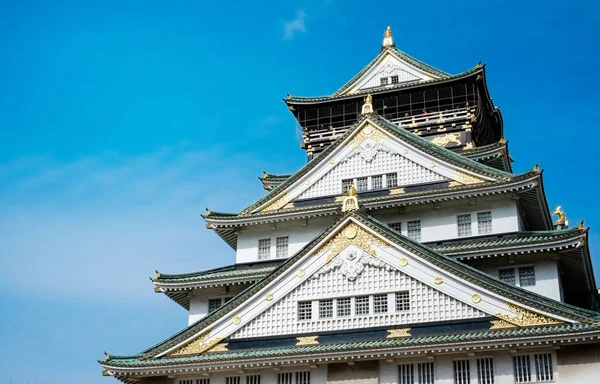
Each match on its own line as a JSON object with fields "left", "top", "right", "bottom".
{"left": 283, "top": 10, "right": 307, "bottom": 40}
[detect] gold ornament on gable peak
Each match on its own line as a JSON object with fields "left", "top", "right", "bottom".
{"left": 316, "top": 222, "right": 389, "bottom": 263}
{"left": 349, "top": 124, "right": 387, "bottom": 149}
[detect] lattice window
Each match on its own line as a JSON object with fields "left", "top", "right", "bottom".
{"left": 258, "top": 238, "right": 271, "bottom": 260}
{"left": 477, "top": 211, "right": 492, "bottom": 234}
{"left": 398, "top": 364, "right": 414, "bottom": 384}
{"left": 341, "top": 178, "right": 354, "bottom": 193}
{"left": 276, "top": 236, "right": 289, "bottom": 258}
{"left": 457, "top": 214, "right": 472, "bottom": 237}
{"left": 519, "top": 266, "right": 536, "bottom": 287}
{"left": 534, "top": 353, "right": 553, "bottom": 382}
{"left": 407, "top": 220, "right": 421, "bottom": 242}
{"left": 373, "top": 294, "right": 388, "bottom": 313}
{"left": 355, "top": 295, "right": 370, "bottom": 315}
{"left": 386, "top": 172, "right": 398, "bottom": 187}
{"left": 337, "top": 297, "right": 351, "bottom": 317}
{"left": 477, "top": 358, "right": 494, "bottom": 384}
{"left": 319, "top": 299, "right": 333, "bottom": 318}
{"left": 396, "top": 291, "right": 410, "bottom": 311}
{"left": 380, "top": 77, "right": 389, "bottom": 85}
{"left": 298, "top": 301, "right": 312, "bottom": 320}
{"left": 418, "top": 362, "right": 435, "bottom": 384}
{"left": 391, "top": 75, "right": 399, "bottom": 84}
{"left": 208, "top": 298, "right": 222, "bottom": 313}
{"left": 499, "top": 268, "right": 516, "bottom": 285}
{"left": 226, "top": 377, "right": 241, "bottom": 384}
{"left": 246, "top": 375, "right": 261, "bottom": 384}
{"left": 514, "top": 355, "right": 531, "bottom": 383}
{"left": 372, "top": 175, "right": 383, "bottom": 189}
{"left": 356, "top": 177, "right": 368, "bottom": 192}
{"left": 388, "top": 222, "right": 402, "bottom": 234}
{"left": 454, "top": 359, "right": 470, "bottom": 384}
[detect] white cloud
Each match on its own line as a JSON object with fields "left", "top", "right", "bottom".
{"left": 283, "top": 10, "right": 307, "bottom": 40}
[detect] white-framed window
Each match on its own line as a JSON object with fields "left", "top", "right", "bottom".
{"left": 476, "top": 358, "right": 494, "bottom": 384}
{"left": 514, "top": 353, "right": 553, "bottom": 383}
{"left": 454, "top": 359, "right": 470, "bottom": 384}
{"left": 246, "top": 375, "right": 261, "bottom": 384}
{"left": 457, "top": 214, "right": 472, "bottom": 237}
{"left": 398, "top": 362, "right": 434, "bottom": 384}
{"left": 514, "top": 355, "right": 531, "bottom": 383}
{"left": 258, "top": 238, "right": 271, "bottom": 260}
{"left": 386, "top": 172, "right": 398, "bottom": 187}
{"left": 371, "top": 175, "right": 383, "bottom": 189}
{"left": 298, "top": 301, "right": 312, "bottom": 321}
{"left": 381, "top": 77, "right": 389, "bottom": 85}
{"left": 499, "top": 266, "right": 536, "bottom": 287}
{"left": 226, "top": 377, "right": 241, "bottom": 384}
{"left": 337, "top": 297, "right": 351, "bottom": 317}
{"left": 278, "top": 372, "right": 310, "bottom": 384}
{"left": 396, "top": 291, "right": 410, "bottom": 311}
{"left": 477, "top": 211, "right": 493, "bottom": 234}
{"left": 388, "top": 222, "right": 402, "bottom": 233}
{"left": 179, "top": 379, "right": 210, "bottom": 384}
{"left": 355, "top": 295, "right": 370, "bottom": 315}
{"left": 319, "top": 299, "right": 334, "bottom": 318}
{"left": 534, "top": 353, "right": 553, "bottom": 382}
{"left": 373, "top": 294, "right": 388, "bottom": 313}
{"left": 276, "top": 236, "right": 289, "bottom": 258}
{"left": 356, "top": 177, "right": 368, "bottom": 191}
{"left": 342, "top": 179, "right": 354, "bottom": 193}
{"left": 407, "top": 220, "right": 421, "bottom": 241}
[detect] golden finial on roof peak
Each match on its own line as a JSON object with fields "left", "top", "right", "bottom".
{"left": 362, "top": 93, "right": 374, "bottom": 114}
{"left": 577, "top": 220, "right": 585, "bottom": 232}
{"left": 205, "top": 207, "right": 212, "bottom": 217}
{"left": 382, "top": 25, "right": 394, "bottom": 47}
{"left": 104, "top": 352, "right": 111, "bottom": 361}
{"left": 552, "top": 206, "right": 566, "bottom": 226}
{"left": 342, "top": 183, "right": 359, "bottom": 212}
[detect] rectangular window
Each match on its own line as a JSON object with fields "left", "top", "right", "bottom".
{"left": 371, "top": 175, "right": 383, "bottom": 189}
{"left": 295, "top": 371, "right": 310, "bottom": 384}
{"left": 208, "top": 298, "right": 222, "bottom": 313}
{"left": 477, "top": 211, "right": 492, "bottom": 234}
{"left": 226, "top": 378, "right": 241, "bottom": 384}
{"left": 319, "top": 299, "right": 334, "bottom": 319}
{"left": 337, "top": 297, "right": 351, "bottom": 317}
{"left": 298, "top": 301, "right": 312, "bottom": 321}
{"left": 396, "top": 291, "right": 410, "bottom": 311}
{"left": 179, "top": 380, "right": 210, "bottom": 384}
{"left": 391, "top": 75, "right": 399, "bottom": 84}
{"left": 477, "top": 358, "right": 494, "bottom": 384}
{"left": 380, "top": 77, "right": 389, "bottom": 85}
{"left": 398, "top": 364, "right": 414, "bottom": 384}
{"left": 514, "top": 355, "right": 531, "bottom": 383}
{"left": 499, "top": 268, "right": 516, "bottom": 285}
{"left": 356, "top": 177, "right": 368, "bottom": 192}
{"left": 388, "top": 222, "right": 402, "bottom": 234}
{"left": 519, "top": 266, "right": 536, "bottom": 287}
{"left": 373, "top": 294, "right": 388, "bottom": 313}
{"left": 386, "top": 172, "right": 398, "bottom": 188}
{"left": 457, "top": 214, "right": 472, "bottom": 237}
{"left": 355, "top": 295, "right": 370, "bottom": 315}
{"left": 418, "top": 362, "right": 435, "bottom": 384}
{"left": 246, "top": 375, "right": 261, "bottom": 384}
{"left": 277, "top": 373, "right": 293, "bottom": 384}
{"left": 276, "top": 236, "right": 289, "bottom": 258}
{"left": 454, "top": 360, "right": 470, "bottom": 384}
{"left": 342, "top": 179, "right": 354, "bottom": 193}
{"left": 258, "top": 238, "right": 271, "bottom": 260}
{"left": 534, "top": 353, "right": 553, "bottom": 382}
{"left": 407, "top": 220, "right": 421, "bottom": 242}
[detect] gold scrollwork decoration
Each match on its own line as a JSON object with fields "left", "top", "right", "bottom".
{"left": 296, "top": 336, "right": 319, "bottom": 346}
{"left": 489, "top": 320, "right": 517, "bottom": 330}
{"left": 348, "top": 123, "right": 388, "bottom": 149}
{"left": 315, "top": 222, "right": 389, "bottom": 263}
{"left": 262, "top": 193, "right": 289, "bottom": 212}
{"left": 494, "top": 302, "right": 562, "bottom": 327}
{"left": 430, "top": 133, "right": 462, "bottom": 147}
{"left": 387, "top": 328, "right": 411, "bottom": 338}
{"left": 206, "top": 343, "right": 229, "bottom": 353}
{"left": 168, "top": 330, "right": 223, "bottom": 356}
{"left": 454, "top": 171, "right": 484, "bottom": 185}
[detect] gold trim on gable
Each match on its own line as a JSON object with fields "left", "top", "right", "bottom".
{"left": 262, "top": 193, "right": 290, "bottom": 212}
{"left": 494, "top": 302, "right": 563, "bottom": 327}
{"left": 454, "top": 171, "right": 485, "bottom": 185}
{"left": 349, "top": 123, "right": 388, "bottom": 149}
{"left": 296, "top": 336, "right": 319, "bottom": 346}
{"left": 387, "top": 328, "right": 411, "bottom": 338}
{"left": 168, "top": 330, "right": 223, "bottom": 356}
{"left": 315, "top": 222, "right": 389, "bottom": 263}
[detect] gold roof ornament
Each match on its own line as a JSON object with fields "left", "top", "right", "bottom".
{"left": 153, "top": 270, "right": 161, "bottom": 281}
{"left": 382, "top": 25, "right": 394, "bottom": 47}
{"left": 552, "top": 206, "right": 567, "bottom": 226}
{"left": 341, "top": 183, "right": 359, "bottom": 212}
{"left": 577, "top": 220, "right": 585, "bottom": 232}
{"left": 361, "top": 93, "right": 374, "bottom": 114}
{"left": 104, "top": 352, "right": 111, "bottom": 362}
{"left": 205, "top": 207, "right": 212, "bottom": 217}
{"left": 533, "top": 163, "right": 540, "bottom": 173}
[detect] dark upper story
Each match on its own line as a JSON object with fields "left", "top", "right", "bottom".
{"left": 284, "top": 27, "right": 503, "bottom": 161}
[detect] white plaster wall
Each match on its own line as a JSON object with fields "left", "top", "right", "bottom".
{"left": 188, "top": 286, "right": 249, "bottom": 325}
{"left": 480, "top": 259, "right": 561, "bottom": 301}
{"left": 189, "top": 366, "right": 327, "bottom": 384}
{"left": 236, "top": 217, "right": 333, "bottom": 264}
{"left": 557, "top": 345, "right": 600, "bottom": 384}
{"left": 373, "top": 198, "right": 520, "bottom": 243}
{"left": 188, "top": 296, "right": 207, "bottom": 325}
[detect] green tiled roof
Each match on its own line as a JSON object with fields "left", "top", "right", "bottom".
{"left": 116, "top": 212, "right": 597, "bottom": 362}
{"left": 155, "top": 261, "right": 282, "bottom": 284}
{"left": 103, "top": 323, "right": 600, "bottom": 367}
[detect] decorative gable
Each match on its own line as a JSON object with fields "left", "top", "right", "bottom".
{"left": 357, "top": 61, "right": 421, "bottom": 90}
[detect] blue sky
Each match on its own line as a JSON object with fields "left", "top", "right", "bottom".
{"left": 0, "top": 1, "right": 599, "bottom": 383}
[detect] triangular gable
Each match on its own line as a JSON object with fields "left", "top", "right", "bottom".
{"left": 254, "top": 116, "right": 503, "bottom": 213}
{"left": 335, "top": 48, "right": 449, "bottom": 97}
{"left": 152, "top": 213, "right": 594, "bottom": 358}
